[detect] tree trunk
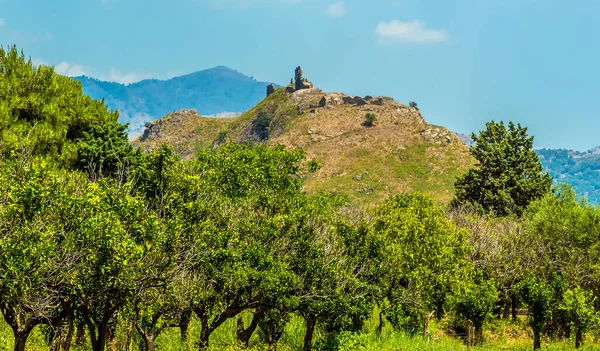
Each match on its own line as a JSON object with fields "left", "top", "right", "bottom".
{"left": 12, "top": 328, "right": 34, "bottom": 351}
{"left": 511, "top": 294, "right": 518, "bottom": 321}
{"left": 474, "top": 322, "right": 483, "bottom": 346}
{"left": 265, "top": 313, "right": 285, "bottom": 351}
{"left": 93, "top": 325, "right": 108, "bottom": 351}
{"left": 435, "top": 304, "right": 444, "bottom": 321}
{"left": 75, "top": 322, "right": 86, "bottom": 346}
{"left": 466, "top": 320, "right": 472, "bottom": 351}
{"left": 82, "top": 308, "right": 113, "bottom": 351}
{"left": 302, "top": 315, "right": 316, "bottom": 351}
{"left": 575, "top": 328, "right": 583, "bottom": 349}
{"left": 143, "top": 334, "right": 156, "bottom": 351}
{"left": 62, "top": 315, "right": 74, "bottom": 351}
{"left": 423, "top": 313, "right": 431, "bottom": 340}
{"left": 237, "top": 310, "right": 263, "bottom": 347}
{"left": 376, "top": 310, "right": 384, "bottom": 337}
{"left": 180, "top": 309, "right": 192, "bottom": 342}
{"left": 195, "top": 306, "right": 246, "bottom": 350}
{"left": 196, "top": 310, "right": 210, "bottom": 351}
{"left": 533, "top": 331, "right": 541, "bottom": 350}
{"left": 502, "top": 301, "right": 510, "bottom": 320}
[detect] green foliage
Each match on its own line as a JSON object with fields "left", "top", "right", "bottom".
{"left": 0, "top": 160, "right": 79, "bottom": 348}
{"left": 363, "top": 113, "right": 377, "bottom": 127}
{"left": 373, "top": 193, "right": 472, "bottom": 333}
{"left": 453, "top": 274, "right": 499, "bottom": 344}
{"left": 523, "top": 185, "right": 600, "bottom": 288}
{"left": 385, "top": 304, "right": 422, "bottom": 335}
{"left": 254, "top": 112, "right": 271, "bottom": 140}
{"left": 561, "top": 288, "right": 598, "bottom": 348}
{"left": 520, "top": 276, "right": 553, "bottom": 349}
{"left": 5, "top": 45, "right": 600, "bottom": 351}
{"left": 409, "top": 101, "right": 419, "bottom": 110}
{"left": 0, "top": 45, "right": 134, "bottom": 178}
{"left": 454, "top": 121, "right": 552, "bottom": 217}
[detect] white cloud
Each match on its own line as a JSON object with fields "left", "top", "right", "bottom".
{"left": 375, "top": 20, "right": 448, "bottom": 44}
{"left": 54, "top": 62, "right": 88, "bottom": 77}
{"left": 0, "top": 19, "right": 5, "bottom": 27}
{"left": 105, "top": 68, "right": 151, "bottom": 85}
{"left": 35, "top": 58, "right": 151, "bottom": 84}
{"left": 327, "top": 1, "right": 345, "bottom": 18}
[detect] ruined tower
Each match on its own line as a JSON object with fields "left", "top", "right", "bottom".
{"left": 294, "top": 66, "right": 313, "bottom": 91}
{"left": 266, "top": 83, "right": 275, "bottom": 97}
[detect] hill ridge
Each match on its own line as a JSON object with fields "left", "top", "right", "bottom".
{"left": 134, "top": 67, "right": 474, "bottom": 205}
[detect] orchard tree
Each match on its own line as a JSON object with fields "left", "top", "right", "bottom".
{"left": 0, "top": 162, "right": 81, "bottom": 351}
{"left": 524, "top": 185, "right": 600, "bottom": 292}
{"left": 67, "top": 180, "right": 158, "bottom": 351}
{"left": 454, "top": 273, "right": 499, "bottom": 345}
{"left": 373, "top": 193, "right": 471, "bottom": 338}
{"left": 454, "top": 121, "right": 552, "bottom": 217}
{"left": 561, "top": 288, "right": 598, "bottom": 349}
{"left": 520, "top": 277, "right": 553, "bottom": 350}
{"left": 447, "top": 207, "right": 527, "bottom": 321}
{"left": 167, "top": 143, "right": 313, "bottom": 350}
{"left": 293, "top": 199, "right": 380, "bottom": 351}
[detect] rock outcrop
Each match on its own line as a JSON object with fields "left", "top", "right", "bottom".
{"left": 294, "top": 66, "right": 313, "bottom": 90}
{"left": 140, "top": 109, "right": 201, "bottom": 142}
{"left": 267, "top": 84, "right": 275, "bottom": 97}
{"left": 421, "top": 127, "right": 453, "bottom": 145}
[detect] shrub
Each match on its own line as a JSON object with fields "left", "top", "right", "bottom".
{"left": 254, "top": 112, "right": 271, "bottom": 140}
{"left": 364, "top": 113, "right": 377, "bottom": 127}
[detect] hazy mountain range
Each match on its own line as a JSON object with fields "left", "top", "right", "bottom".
{"left": 73, "top": 66, "right": 274, "bottom": 137}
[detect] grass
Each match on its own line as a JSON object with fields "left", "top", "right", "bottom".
{"left": 4, "top": 308, "right": 600, "bottom": 351}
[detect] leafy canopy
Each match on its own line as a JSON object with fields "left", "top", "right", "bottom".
{"left": 454, "top": 121, "right": 552, "bottom": 217}
{"left": 0, "top": 45, "right": 133, "bottom": 177}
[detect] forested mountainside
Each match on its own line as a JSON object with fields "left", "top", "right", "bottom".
{"left": 73, "top": 66, "right": 274, "bottom": 137}
{"left": 537, "top": 147, "right": 600, "bottom": 203}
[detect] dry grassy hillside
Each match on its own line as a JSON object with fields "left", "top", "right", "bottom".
{"left": 132, "top": 109, "right": 230, "bottom": 159}
{"left": 133, "top": 86, "right": 475, "bottom": 205}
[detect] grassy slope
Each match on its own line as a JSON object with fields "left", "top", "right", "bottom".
{"left": 131, "top": 110, "right": 230, "bottom": 159}
{"left": 134, "top": 87, "right": 474, "bottom": 206}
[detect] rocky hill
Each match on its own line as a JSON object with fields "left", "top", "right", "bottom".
{"left": 134, "top": 67, "right": 474, "bottom": 205}
{"left": 73, "top": 66, "right": 274, "bottom": 138}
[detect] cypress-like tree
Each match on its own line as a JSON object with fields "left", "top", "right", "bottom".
{"left": 454, "top": 121, "right": 552, "bottom": 217}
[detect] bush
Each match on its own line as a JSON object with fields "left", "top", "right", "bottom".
{"left": 254, "top": 112, "right": 271, "bottom": 140}
{"left": 409, "top": 101, "right": 419, "bottom": 110}
{"left": 364, "top": 113, "right": 377, "bottom": 127}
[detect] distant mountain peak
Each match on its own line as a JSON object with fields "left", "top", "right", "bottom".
{"left": 73, "top": 67, "right": 276, "bottom": 138}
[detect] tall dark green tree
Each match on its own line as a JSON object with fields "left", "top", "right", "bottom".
{"left": 454, "top": 121, "right": 552, "bottom": 217}
{"left": 0, "top": 45, "right": 134, "bottom": 178}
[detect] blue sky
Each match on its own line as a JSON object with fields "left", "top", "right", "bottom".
{"left": 1, "top": 0, "right": 599, "bottom": 150}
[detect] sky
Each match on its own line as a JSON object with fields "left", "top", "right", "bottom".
{"left": 1, "top": 0, "right": 599, "bottom": 151}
